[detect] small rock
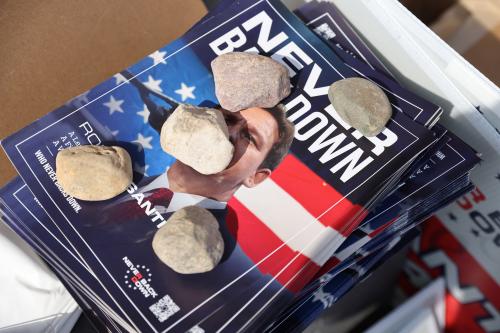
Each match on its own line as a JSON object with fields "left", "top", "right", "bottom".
{"left": 160, "top": 104, "right": 234, "bottom": 175}
{"left": 328, "top": 77, "right": 392, "bottom": 137}
{"left": 56, "top": 145, "right": 133, "bottom": 201}
{"left": 211, "top": 52, "right": 291, "bottom": 112}
{"left": 152, "top": 206, "right": 224, "bottom": 274}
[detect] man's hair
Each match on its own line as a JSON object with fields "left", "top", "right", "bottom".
{"left": 260, "top": 105, "right": 295, "bottom": 171}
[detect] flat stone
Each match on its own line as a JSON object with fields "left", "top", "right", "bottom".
{"left": 56, "top": 145, "right": 133, "bottom": 201}
{"left": 211, "top": 52, "right": 291, "bottom": 112}
{"left": 152, "top": 206, "right": 224, "bottom": 274}
{"left": 328, "top": 77, "right": 392, "bottom": 137}
{"left": 160, "top": 104, "right": 234, "bottom": 175}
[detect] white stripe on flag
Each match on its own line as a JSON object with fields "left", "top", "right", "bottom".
{"left": 234, "top": 179, "right": 345, "bottom": 265}
{"left": 335, "top": 236, "right": 371, "bottom": 261}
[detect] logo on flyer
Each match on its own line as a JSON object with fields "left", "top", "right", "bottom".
{"left": 123, "top": 256, "right": 158, "bottom": 299}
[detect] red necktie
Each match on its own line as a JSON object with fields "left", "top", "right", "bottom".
{"left": 111, "top": 187, "right": 174, "bottom": 221}
{"left": 145, "top": 187, "right": 174, "bottom": 207}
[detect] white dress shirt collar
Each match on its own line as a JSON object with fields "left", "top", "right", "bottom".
{"left": 142, "top": 169, "right": 227, "bottom": 212}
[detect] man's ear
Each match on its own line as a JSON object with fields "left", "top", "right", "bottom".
{"left": 243, "top": 168, "right": 271, "bottom": 188}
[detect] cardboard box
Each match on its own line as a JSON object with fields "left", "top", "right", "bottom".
{"left": 432, "top": 0, "right": 500, "bottom": 86}
{"left": 400, "top": 0, "right": 457, "bottom": 25}
{"left": 0, "top": 0, "right": 207, "bottom": 187}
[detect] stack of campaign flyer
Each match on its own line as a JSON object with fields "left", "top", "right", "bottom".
{"left": 0, "top": 0, "right": 481, "bottom": 332}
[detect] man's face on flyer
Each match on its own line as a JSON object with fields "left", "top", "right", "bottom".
{"left": 218, "top": 107, "right": 278, "bottom": 188}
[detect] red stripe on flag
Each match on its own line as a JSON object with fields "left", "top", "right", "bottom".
{"left": 312, "top": 256, "right": 341, "bottom": 280}
{"left": 227, "top": 198, "right": 319, "bottom": 292}
{"left": 368, "top": 216, "right": 398, "bottom": 238}
{"left": 270, "top": 154, "right": 367, "bottom": 235}
{"left": 280, "top": 256, "right": 320, "bottom": 293}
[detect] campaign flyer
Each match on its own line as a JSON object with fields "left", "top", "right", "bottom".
{"left": 294, "top": 0, "right": 394, "bottom": 78}
{"left": 294, "top": 1, "right": 442, "bottom": 129}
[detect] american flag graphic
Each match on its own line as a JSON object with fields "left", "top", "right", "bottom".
{"left": 64, "top": 43, "right": 371, "bottom": 295}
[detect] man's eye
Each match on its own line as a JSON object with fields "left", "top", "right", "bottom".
{"left": 244, "top": 131, "right": 256, "bottom": 145}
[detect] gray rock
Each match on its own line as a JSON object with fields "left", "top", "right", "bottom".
{"left": 211, "top": 52, "right": 291, "bottom": 112}
{"left": 328, "top": 77, "right": 392, "bottom": 137}
{"left": 160, "top": 104, "right": 234, "bottom": 175}
{"left": 152, "top": 206, "right": 224, "bottom": 274}
{"left": 56, "top": 145, "right": 133, "bottom": 201}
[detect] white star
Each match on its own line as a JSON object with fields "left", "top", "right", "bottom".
{"left": 134, "top": 162, "right": 150, "bottom": 176}
{"left": 75, "top": 90, "right": 89, "bottom": 103}
{"left": 113, "top": 73, "right": 129, "bottom": 85}
{"left": 136, "top": 105, "right": 150, "bottom": 124}
{"left": 319, "top": 273, "right": 334, "bottom": 284}
{"left": 103, "top": 95, "right": 124, "bottom": 115}
{"left": 67, "top": 90, "right": 89, "bottom": 107}
{"left": 175, "top": 82, "right": 196, "bottom": 101}
{"left": 143, "top": 75, "right": 163, "bottom": 92}
{"left": 148, "top": 50, "right": 167, "bottom": 65}
{"left": 312, "top": 287, "right": 335, "bottom": 309}
{"left": 133, "top": 133, "right": 153, "bottom": 150}
{"left": 105, "top": 126, "right": 120, "bottom": 137}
